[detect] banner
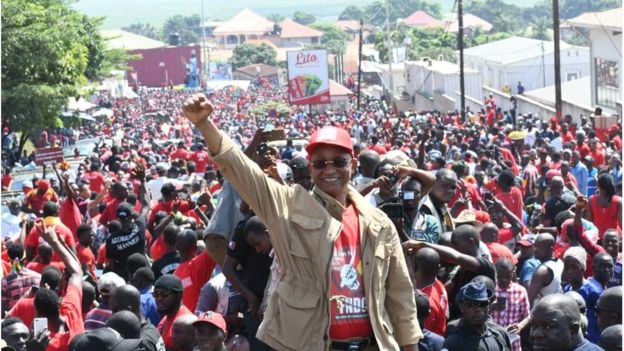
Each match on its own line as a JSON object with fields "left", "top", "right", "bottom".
{"left": 287, "top": 50, "right": 330, "bottom": 105}
{"left": 35, "top": 147, "right": 65, "bottom": 166}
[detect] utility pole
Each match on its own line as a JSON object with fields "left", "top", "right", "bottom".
{"left": 458, "top": 0, "right": 466, "bottom": 122}
{"left": 357, "top": 19, "right": 363, "bottom": 107}
{"left": 200, "top": 0, "right": 210, "bottom": 82}
{"left": 541, "top": 41, "right": 546, "bottom": 87}
{"left": 385, "top": 0, "right": 394, "bottom": 101}
{"left": 552, "top": 0, "right": 562, "bottom": 118}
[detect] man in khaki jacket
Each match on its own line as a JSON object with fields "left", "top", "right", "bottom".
{"left": 182, "top": 94, "right": 421, "bottom": 351}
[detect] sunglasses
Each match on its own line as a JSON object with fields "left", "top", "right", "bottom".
{"left": 310, "top": 158, "right": 351, "bottom": 170}
{"left": 461, "top": 300, "right": 490, "bottom": 308}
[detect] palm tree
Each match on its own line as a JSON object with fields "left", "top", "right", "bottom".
{"left": 530, "top": 17, "right": 551, "bottom": 41}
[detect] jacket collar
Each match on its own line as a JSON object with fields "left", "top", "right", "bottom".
{"left": 311, "top": 185, "right": 380, "bottom": 222}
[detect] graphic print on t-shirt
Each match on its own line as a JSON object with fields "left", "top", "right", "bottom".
{"left": 329, "top": 205, "right": 373, "bottom": 339}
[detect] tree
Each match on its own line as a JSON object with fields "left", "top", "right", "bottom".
{"left": 293, "top": 11, "right": 316, "bottom": 25}
{"left": 464, "top": 0, "right": 523, "bottom": 33}
{"left": 529, "top": 16, "right": 552, "bottom": 41}
{"left": 339, "top": 5, "right": 364, "bottom": 21}
{"left": 161, "top": 14, "right": 201, "bottom": 45}
{"left": 2, "top": 0, "right": 110, "bottom": 155}
{"left": 559, "top": 0, "right": 620, "bottom": 19}
{"left": 122, "top": 22, "right": 159, "bottom": 40}
{"left": 230, "top": 43, "right": 277, "bottom": 69}
{"left": 267, "top": 13, "right": 285, "bottom": 23}
{"left": 310, "top": 24, "right": 350, "bottom": 55}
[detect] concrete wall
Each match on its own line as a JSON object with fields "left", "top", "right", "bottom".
{"left": 589, "top": 27, "right": 622, "bottom": 110}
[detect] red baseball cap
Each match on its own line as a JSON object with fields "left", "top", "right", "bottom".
{"left": 193, "top": 311, "right": 226, "bottom": 334}
{"left": 305, "top": 126, "right": 353, "bottom": 158}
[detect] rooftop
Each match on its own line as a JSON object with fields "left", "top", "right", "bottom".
{"left": 101, "top": 30, "right": 166, "bottom": 50}
{"left": 405, "top": 59, "right": 478, "bottom": 75}
{"left": 234, "top": 63, "right": 279, "bottom": 77}
{"left": 462, "top": 36, "right": 586, "bottom": 65}
{"left": 524, "top": 76, "right": 593, "bottom": 111}
{"left": 335, "top": 20, "right": 360, "bottom": 31}
{"left": 401, "top": 10, "right": 441, "bottom": 27}
{"left": 566, "top": 7, "right": 622, "bottom": 31}
{"left": 432, "top": 13, "right": 493, "bottom": 32}
{"left": 279, "top": 19, "right": 323, "bottom": 39}
{"left": 329, "top": 79, "right": 353, "bottom": 96}
{"left": 213, "top": 8, "right": 274, "bottom": 35}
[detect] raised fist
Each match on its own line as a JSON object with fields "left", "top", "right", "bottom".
{"left": 183, "top": 94, "right": 214, "bottom": 125}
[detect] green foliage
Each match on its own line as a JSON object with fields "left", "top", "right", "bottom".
{"left": 293, "top": 11, "right": 316, "bottom": 25}
{"left": 250, "top": 100, "right": 291, "bottom": 117}
{"left": 559, "top": 0, "right": 620, "bottom": 19}
{"left": 465, "top": 0, "right": 523, "bottom": 33}
{"left": 161, "top": 14, "right": 201, "bottom": 45}
{"left": 310, "top": 24, "right": 350, "bottom": 55}
{"left": 230, "top": 43, "right": 277, "bottom": 69}
{"left": 2, "top": 0, "right": 109, "bottom": 152}
{"left": 528, "top": 16, "right": 552, "bottom": 40}
{"left": 122, "top": 22, "right": 160, "bottom": 39}
{"left": 267, "top": 13, "right": 285, "bottom": 23}
{"left": 338, "top": 5, "right": 364, "bottom": 21}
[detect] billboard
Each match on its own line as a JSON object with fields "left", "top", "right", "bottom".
{"left": 287, "top": 49, "right": 330, "bottom": 105}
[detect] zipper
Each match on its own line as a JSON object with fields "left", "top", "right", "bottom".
{"left": 323, "top": 221, "right": 340, "bottom": 349}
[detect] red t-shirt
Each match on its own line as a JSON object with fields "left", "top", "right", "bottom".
{"left": 8, "top": 297, "right": 35, "bottom": 328}
{"left": 170, "top": 148, "right": 189, "bottom": 161}
{"left": 83, "top": 171, "right": 106, "bottom": 193}
{"left": 450, "top": 182, "right": 483, "bottom": 213}
{"left": 25, "top": 190, "right": 58, "bottom": 214}
{"left": 329, "top": 205, "right": 373, "bottom": 339}
{"left": 157, "top": 305, "right": 193, "bottom": 349}
{"left": 369, "top": 144, "right": 387, "bottom": 155}
{"left": 25, "top": 220, "right": 76, "bottom": 263}
{"left": 495, "top": 187, "right": 524, "bottom": 223}
{"left": 76, "top": 245, "right": 97, "bottom": 279}
{"left": 25, "top": 261, "right": 65, "bottom": 274}
{"left": 174, "top": 251, "right": 216, "bottom": 312}
{"left": 148, "top": 200, "right": 190, "bottom": 224}
{"left": 98, "top": 198, "right": 122, "bottom": 226}
{"left": 59, "top": 198, "right": 82, "bottom": 243}
{"left": 45, "top": 282, "right": 84, "bottom": 351}
{"left": 150, "top": 236, "right": 166, "bottom": 262}
{"left": 96, "top": 244, "right": 107, "bottom": 267}
{"left": 1, "top": 174, "right": 12, "bottom": 190}
{"left": 189, "top": 150, "right": 214, "bottom": 173}
{"left": 486, "top": 242, "right": 518, "bottom": 265}
{"left": 421, "top": 279, "right": 448, "bottom": 336}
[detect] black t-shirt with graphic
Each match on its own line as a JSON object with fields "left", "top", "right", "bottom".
{"left": 106, "top": 215, "right": 146, "bottom": 276}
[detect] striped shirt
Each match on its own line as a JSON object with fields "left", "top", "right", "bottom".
{"left": 84, "top": 302, "right": 112, "bottom": 331}
{"left": 1, "top": 267, "right": 41, "bottom": 312}
{"left": 491, "top": 283, "right": 530, "bottom": 351}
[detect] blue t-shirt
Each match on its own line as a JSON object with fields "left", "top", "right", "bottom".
{"left": 608, "top": 260, "right": 622, "bottom": 287}
{"left": 564, "top": 278, "right": 604, "bottom": 344}
{"left": 519, "top": 257, "right": 541, "bottom": 285}
{"left": 572, "top": 339, "right": 605, "bottom": 350}
{"left": 140, "top": 287, "right": 161, "bottom": 327}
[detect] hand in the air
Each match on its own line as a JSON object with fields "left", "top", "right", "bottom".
{"left": 183, "top": 94, "right": 214, "bottom": 125}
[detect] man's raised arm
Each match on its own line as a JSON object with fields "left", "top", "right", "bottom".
{"left": 183, "top": 94, "right": 222, "bottom": 155}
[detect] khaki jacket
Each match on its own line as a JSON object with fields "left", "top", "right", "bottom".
{"left": 211, "top": 134, "right": 422, "bottom": 351}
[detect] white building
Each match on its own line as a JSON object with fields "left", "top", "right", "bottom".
{"left": 567, "top": 7, "right": 622, "bottom": 114}
{"left": 404, "top": 58, "right": 481, "bottom": 111}
{"left": 462, "top": 36, "right": 590, "bottom": 91}
{"left": 375, "top": 63, "right": 406, "bottom": 99}
{"left": 213, "top": 9, "right": 274, "bottom": 49}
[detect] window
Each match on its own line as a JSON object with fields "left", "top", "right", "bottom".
{"left": 595, "top": 58, "right": 620, "bottom": 109}
{"left": 566, "top": 72, "right": 579, "bottom": 81}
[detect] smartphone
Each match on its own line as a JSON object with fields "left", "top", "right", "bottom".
{"left": 33, "top": 317, "right": 48, "bottom": 336}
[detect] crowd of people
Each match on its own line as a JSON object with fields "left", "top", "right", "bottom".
{"left": 0, "top": 78, "right": 622, "bottom": 351}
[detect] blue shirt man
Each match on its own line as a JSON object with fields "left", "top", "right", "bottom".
{"left": 571, "top": 159, "right": 589, "bottom": 196}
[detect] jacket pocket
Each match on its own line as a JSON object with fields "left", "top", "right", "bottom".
{"left": 289, "top": 213, "right": 324, "bottom": 259}
{"left": 269, "top": 280, "right": 321, "bottom": 350}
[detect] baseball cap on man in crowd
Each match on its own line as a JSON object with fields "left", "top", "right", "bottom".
{"left": 193, "top": 311, "right": 227, "bottom": 334}
{"left": 68, "top": 327, "right": 141, "bottom": 351}
{"left": 305, "top": 126, "right": 354, "bottom": 157}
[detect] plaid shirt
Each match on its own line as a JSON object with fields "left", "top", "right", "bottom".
{"left": 84, "top": 302, "right": 113, "bottom": 331}
{"left": 491, "top": 282, "right": 530, "bottom": 351}
{"left": 1, "top": 267, "right": 41, "bottom": 312}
